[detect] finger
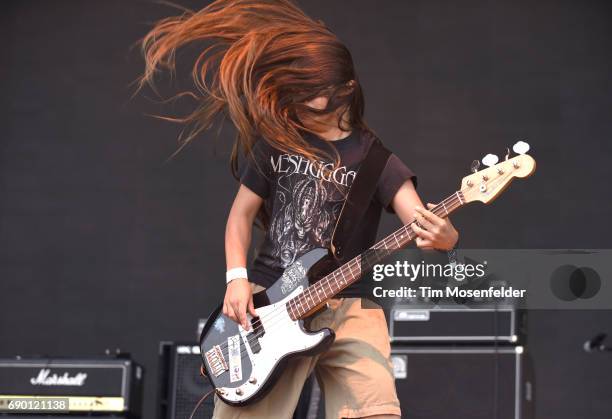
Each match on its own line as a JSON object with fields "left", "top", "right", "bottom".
{"left": 444, "top": 216, "right": 455, "bottom": 228}
{"left": 226, "top": 304, "right": 237, "bottom": 322}
{"left": 248, "top": 297, "right": 257, "bottom": 318}
{"left": 238, "top": 301, "right": 250, "bottom": 331}
{"left": 222, "top": 302, "right": 228, "bottom": 317}
{"left": 417, "top": 204, "right": 444, "bottom": 225}
{"left": 426, "top": 203, "right": 445, "bottom": 218}
{"left": 412, "top": 222, "right": 434, "bottom": 241}
{"left": 416, "top": 238, "right": 435, "bottom": 249}
{"left": 415, "top": 205, "right": 444, "bottom": 226}
{"left": 414, "top": 211, "right": 434, "bottom": 231}
{"left": 230, "top": 300, "right": 242, "bottom": 322}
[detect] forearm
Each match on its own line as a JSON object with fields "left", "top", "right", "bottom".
{"left": 225, "top": 210, "right": 254, "bottom": 271}
{"left": 224, "top": 184, "right": 263, "bottom": 272}
{"left": 223, "top": 185, "right": 263, "bottom": 329}
{"left": 391, "top": 180, "right": 425, "bottom": 226}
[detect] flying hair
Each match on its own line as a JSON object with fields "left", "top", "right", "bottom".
{"left": 136, "top": 0, "right": 370, "bottom": 178}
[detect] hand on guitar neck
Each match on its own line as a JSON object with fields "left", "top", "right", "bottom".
{"left": 412, "top": 203, "right": 458, "bottom": 250}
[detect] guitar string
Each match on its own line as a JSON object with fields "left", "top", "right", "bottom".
{"left": 207, "top": 193, "right": 463, "bottom": 363}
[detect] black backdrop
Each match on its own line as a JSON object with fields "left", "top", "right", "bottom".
{"left": 1, "top": 0, "right": 611, "bottom": 418}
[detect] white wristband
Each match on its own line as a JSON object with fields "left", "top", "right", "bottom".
{"left": 226, "top": 267, "right": 248, "bottom": 284}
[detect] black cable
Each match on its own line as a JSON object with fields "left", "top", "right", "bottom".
{"left": 189, "top": 388, "right": 216, "bottom": 419}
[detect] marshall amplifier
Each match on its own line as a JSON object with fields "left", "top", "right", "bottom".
{"left": 389, "top": 306, "right": 526, "bottom": 343}
{"left": 0, "top": 356, "right": 143, "bottom": 417}
{"left": 391, "top": 346, "right": 534, "bottom": 419}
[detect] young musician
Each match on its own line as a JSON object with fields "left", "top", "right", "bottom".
{"left": 139, "top": 1, "right": 458, "bottom": 418}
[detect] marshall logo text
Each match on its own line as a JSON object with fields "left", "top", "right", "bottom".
{"left": 30, "top": 369, "right": 88, "bottom": 386}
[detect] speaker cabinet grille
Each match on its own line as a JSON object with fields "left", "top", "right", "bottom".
{"left": 391, "top": 346, "right": 531, "bottom": 419}
{"left": 159, "top": 343, "right": 214, "bottom": 419}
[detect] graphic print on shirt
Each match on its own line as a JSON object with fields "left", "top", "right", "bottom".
{"left": 269, "top": 153, "right": 357, "bottom": 268}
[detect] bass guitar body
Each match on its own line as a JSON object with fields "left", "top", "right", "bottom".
{"left": 199, "top": 248, "right": 335, "bottom": 406}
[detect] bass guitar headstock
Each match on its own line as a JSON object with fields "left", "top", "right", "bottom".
{"left": 461, "top": 141, "right": 536, "bottom": 204}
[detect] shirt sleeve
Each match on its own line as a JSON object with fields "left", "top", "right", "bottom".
{"left": 239, "top": 140, "right": 272, "bottom": 199}
{"left": 375, "top": 153, "right": 417, "bottom": 213}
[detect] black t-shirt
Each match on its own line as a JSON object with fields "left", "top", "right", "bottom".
{"left": 239, "top": 128, "right": 417, "bottom": 297}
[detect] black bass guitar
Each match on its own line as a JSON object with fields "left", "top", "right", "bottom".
{"left": 199, "top": 146, "right": 536, "bottom": 406}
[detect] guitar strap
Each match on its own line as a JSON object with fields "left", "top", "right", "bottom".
{"left": 330, "top": 131, "right": 391, "bottom": 262}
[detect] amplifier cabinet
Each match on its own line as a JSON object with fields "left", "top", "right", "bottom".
{"left": 391, "top": 346, "right": 533, "bottom": 419}
{"left": 0, "top": 357, "right": 143, "bottom": 417}
{"left": 157, "top": 342, "right": 214, "bottom": 419}
{"left": 389, "top": 306, "right": 525, "bottom": 343}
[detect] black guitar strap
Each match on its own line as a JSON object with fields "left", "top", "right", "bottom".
{"left": 330, "top": 132, "right": 391, "bottom": 262}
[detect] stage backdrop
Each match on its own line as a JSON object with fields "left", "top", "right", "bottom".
{"left": 1, "top": 1, "right": 611, "bottom": 418}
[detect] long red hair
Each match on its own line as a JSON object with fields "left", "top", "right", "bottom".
{"left": 137, "top": 0, "right": 368, "bottom": 176}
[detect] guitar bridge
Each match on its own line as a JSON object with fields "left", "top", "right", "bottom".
{"left": 205, "top": 345, "right": 228, "bottom": 377}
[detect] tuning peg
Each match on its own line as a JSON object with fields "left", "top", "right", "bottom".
{"left": 471, "top": 160, "right": 481, "bottom": 173}
{"left": 512, "top": 140, "right": 530, "bottom": 155}
{"left": 504, "top": 147, "right": 511, "bottom": 161}
{"left": 482, "top": 154, "right": 499, "bottom": 167}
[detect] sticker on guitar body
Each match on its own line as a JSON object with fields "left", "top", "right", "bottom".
{"left": 280, "top": 261, "right": 306, "bottom": 294}
{"left": 228, "top": 335, "right": 242, "bottom": 383}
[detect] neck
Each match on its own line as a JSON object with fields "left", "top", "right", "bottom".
{"left": 307, "top": 106, "right": 352, "bottom": 141}
{"left": 316, "top": 126, "right": 352, "bottom": 142}
{"left": 286, "top": 190, "right": 466, "bottom": 320}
